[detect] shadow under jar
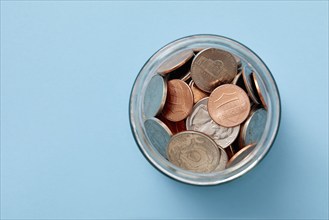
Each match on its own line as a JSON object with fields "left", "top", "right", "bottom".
{"left": 129, "top": 35, "right": 281, "bottom": 186}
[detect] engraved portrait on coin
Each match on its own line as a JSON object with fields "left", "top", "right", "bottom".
{"left": 186, "top": 98, "right": 239, "bottom": 148}
{"left": 190, "top": 48, "right": 237, "bottom": 93}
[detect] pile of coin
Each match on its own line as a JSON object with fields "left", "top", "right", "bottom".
{"left": 143, "top": 48, "right": 267, "bottom": 173}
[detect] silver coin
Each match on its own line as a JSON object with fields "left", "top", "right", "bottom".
{"left": 240, "top": 108, "right": 267, "bottom": 146}
{"left": 167, "top": 131, "right": 219, "bottom": 173}
{"left": 242, "top": 65, "right": 260, "bottom": 105}
{"left": 144, "top": 118, "right": 172, "bottom": 159}
{"left": 226, "top": 144, "right": 256, "bottom": 168}
{"left": 186, "top": 97, "right": 240, "bottom": 148}
{"left": 213, "top": 147, "right": 228, "bottom": 171}
{"left": 143, "top": 74, "right": 167, "bottom": 118}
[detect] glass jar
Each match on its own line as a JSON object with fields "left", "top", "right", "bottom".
{"left": 129, "top": 35, "right": 281, "bottom": 185}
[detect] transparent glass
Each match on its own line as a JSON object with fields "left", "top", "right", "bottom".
{"left": 129, "top": 35, "right": 281, "bottom": 185}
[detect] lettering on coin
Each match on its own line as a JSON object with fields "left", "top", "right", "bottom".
{"left": 208, "top": 84, "right": 250, "bottom": 127}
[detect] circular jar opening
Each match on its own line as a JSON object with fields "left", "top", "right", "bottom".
{"left": 129, "top": 35, "right": 281, "bottom": 185}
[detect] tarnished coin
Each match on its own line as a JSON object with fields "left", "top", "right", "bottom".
{"left": 144, "top": 118, "right": 172, "bottom": 159}
{"left": 190, "top": 48, "right": 237, "bottom": 93}
{"left": 208, "top": 84, "right": 250, "bottom": 127}
{"left": 167, "top": 131, "right": 220, "bottom": 173}
{"left": 189, "top": 81, "right": 209, "bottom": 104}
{"left": 157, "top": 50, "right": 194, "bottom": 75}
{"left": 180, "top": 71, "right": 191, "bottom": 82}
{"left": 242, "top": 65, "right": 260, "bottom": 105}
{"left": 252, "top": 72, "right": 268, "bottom": 110}
{"left": 143, "top": 74, "right": 167, "bottom": 118}
{"left": 213, "top": 147, "right": 228, "bottom": 171}
{"left": 225, "top": 145, "right": 236, "bottom": 159}
{"left": 186, "top": 97, "right": 239, "bottom": 148}
{"left": 162, "top": 79, "right": 194, "bottom": 122}
{"left": 226, "top": 143, "right": 256, "bottom": 168}
{"left": 157, "top": 114, "right": 186, "bottom": 135}
{"left": 239, "top": 108, "right": 267, "bottom": 146}
{"left": 193, "top": 47, "right": 206, "bottom": 53}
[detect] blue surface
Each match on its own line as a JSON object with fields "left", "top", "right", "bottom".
{"left": 1, "top": 1, "right": 328, "bottom": 219}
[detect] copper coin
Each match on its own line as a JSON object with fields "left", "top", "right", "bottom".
{"left": 162, "top": 79, "right": 194, "bottom": 122}
{"left": 225, "top": 145, "right": 236, "bottom": 159}
{"left": 189, "top": 81, "right": 209, "bottom": 104}
{"left": 157, "top": 50, "right": 194, "bottom": 75}
{"left": 208, "top": 84, "right": 250, "bottom": 127}
{"left": 242, "top": 66, "right": 260, "bottom": 105}
{"left": 190, "top": 48, "right": 237, "bottom": 93}
{"left": 157, "top": 114, "right": 186, "bottom": 135}
{"left": 180, "top": 71, "right": 191, "bottom": 82}
{"left": 226, "top": 143, "right": 256, "bottom": 168}
{"left": 252, "top": 72, "right": 268, "bottom": 110}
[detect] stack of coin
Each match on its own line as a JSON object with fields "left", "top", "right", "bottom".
{"left": 143, "top": 48, "right": 267, "bottom": 173}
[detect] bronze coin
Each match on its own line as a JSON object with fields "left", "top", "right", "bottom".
{"left": 226, "top": 143, "right": 256, "bottom": 168}
{"left": 162, "top": 79, "right": 194, "bottom": 122}
{"left": 180, "top": 71, "right": 191, "bottom": 82}
{"left": 189, "top": 80, "right": 209, "bottom": 104}
{"left": 208, "top": 84, "right": 250, "bottom": 127}
{"left": 190, "top": 48, "right": 237, "bottom": 93}
{"left": 157, "top": 114, "right": 186, "bottom": 135}
{"left": 157, "top": 50, "right": 194, "bottom": 75}
{"left": 252, "top": 72, "right": 268, "bottom": 110}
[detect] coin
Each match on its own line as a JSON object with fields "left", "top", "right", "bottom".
{"left": 208, "top": 84, "right": 250, "bottom": 127}
{"left": 143, "top": 74, "right": 167, "bottom": 118}
{"left": 167, "top": 131, "right": 220, "bottom": 173}
{"left": 252, "top": 72, "right": 268, "bottom": 110}
{"left": 162, "top": 79, "right": 194, "bottom": 122}
{"left": 242, "top": 65, "right": 260, "bottom": 105}
{"left": 226, "top": 143, "right": 256, "bottom": 168}
{"left": 239, "top": 108, "right": 267, "bottom": 146}
{"left": 190, "top": 48, "right": 237, "bottom": 93}
{"left": 157, "top": 50, "right": 194, "bottom": 75}
{"left": 213, "top": 147, "right": 228, "bottom": 171}
{"left": 180, "top": 71, "right": 191, "bottom": 82}
{"left": 193, "top": 47, "right": 205, "bottom": 53}
{"left": 189, "top": 81, "right": 209, "bottom": 104}
{"left": 144, "top": 118, "right": 172, "bottom": 159}
{"left": 225, "top": 145, "right": 236, "bottom": 159}
{"left": 186, "top": 97, "right": 240, "bottom": 148}
{"left": 157, "top": 114, "right": 186, "bottom": 135}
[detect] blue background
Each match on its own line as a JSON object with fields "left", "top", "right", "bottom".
{"left": 1, "top": 1, "right": 328, "bottom": 219}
